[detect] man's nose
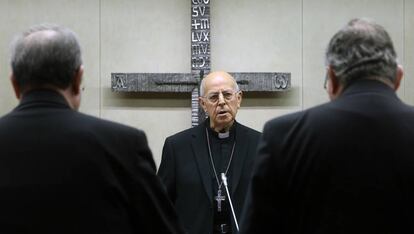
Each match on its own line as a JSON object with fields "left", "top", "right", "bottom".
{"left": 217, "top": 92, "right": 226, "bottom": 105}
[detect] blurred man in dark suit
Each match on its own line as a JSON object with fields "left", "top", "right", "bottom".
{"left": 240, "top": 18, "right": 414, "bottom": 234}
{"left": 0, "top": 24, "right": 184, "bottom": 234}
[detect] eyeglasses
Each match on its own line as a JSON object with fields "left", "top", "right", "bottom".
{"left": 203, "top": 90, "right": 239, "bottom": 103}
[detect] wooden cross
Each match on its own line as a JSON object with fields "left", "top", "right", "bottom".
{"left": 111, "top": 0, "right": 291, "bottom": 127}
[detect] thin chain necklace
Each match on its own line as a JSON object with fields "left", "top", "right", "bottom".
{"left": 205, "top": 127, "right": 236, "bottom": 212}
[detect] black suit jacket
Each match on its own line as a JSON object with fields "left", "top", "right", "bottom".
{"left": 158, "top": 120, "right": 261, "bottom": 234}
{"left": 240, "top": 80, "right": 414, "bottom": 234}
{"left": 0, "top": 90, "right": 184, "bottom": 234}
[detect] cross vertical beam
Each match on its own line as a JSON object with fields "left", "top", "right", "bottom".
{"left": 191, "top": 0, "right": 211, "bottom": 126}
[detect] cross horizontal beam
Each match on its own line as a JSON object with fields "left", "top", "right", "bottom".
{"left": 111, "top": 72, "right": 291, "bottom": 93}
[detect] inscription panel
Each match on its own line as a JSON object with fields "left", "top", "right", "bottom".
{"left": 191, "top": 0, "right": 210, "bottom": 71}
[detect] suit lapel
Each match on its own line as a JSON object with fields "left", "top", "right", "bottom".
{"left": 231, "top": 124, "right": 249, "bottom": 194}
{"left": 191, "top": 125, "right": 213, "bottom": 203}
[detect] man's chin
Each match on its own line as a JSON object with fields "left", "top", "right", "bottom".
{"left": 213, "top": 118, "right": 233, "bottom": 128}
{"left": 215, "top": 116, "right": 230, "bottom": 122}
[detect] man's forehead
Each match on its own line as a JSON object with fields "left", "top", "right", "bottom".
{"left": 205, "top": 85, "right": 235, "bottom": 93}
{"left": 205, "top": 76, "right": 235, "bottom": 92}
{"left": 206, "top": 89, "right": 235, "bottom": 94}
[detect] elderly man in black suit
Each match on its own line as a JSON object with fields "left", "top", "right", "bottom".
{"left": 0, "top": 24, "right": 184, "bottom": 234}
{"left": 158, "top": 71, "right": 261, "bottom": 234}
{"left": 240, "top": 18, "right": 414, "bottom": 234}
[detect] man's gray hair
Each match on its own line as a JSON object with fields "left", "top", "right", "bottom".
{"left": 10, "top": 23, "right": 82, "bottom": 89}
{"left": 325, "top": 18, "right": 398, "bottom": 86}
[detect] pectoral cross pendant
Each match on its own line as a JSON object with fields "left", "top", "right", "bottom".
{"left": 215, "top": 189, "right": 226, "bottom": 212}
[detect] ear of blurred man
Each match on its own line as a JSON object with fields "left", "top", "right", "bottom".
{"left": 10, "top": 74, "right": 21, "bottom": 100}
{"left": 72, "top": 66, "right": 84, "bottom": 95}
{"left": 326, "top": 66, "right": 343, "bottom": 100}
{"left": 68, "top": 65, "right": 84, "bottom": 110}
{"left": 393, "top": 65, "right": 403, "bottom": 91}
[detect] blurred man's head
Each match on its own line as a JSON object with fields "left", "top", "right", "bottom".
{"left": 324, "top": 18, "right": 403, "bottom": 100}
{"left": 10, "top": 24, "right": 83, "bottom": 109}
{"left": 199, "top": 71, "right": 242, "bottom": 132}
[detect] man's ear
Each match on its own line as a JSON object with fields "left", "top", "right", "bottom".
{"left": 393, "top": 65, "right": 403, "bottom": 91}
{"left": 236, "top": 90, "right": 242, "bottom": 108}
{"left": 72, "top": 65, "right": 84, "bottom": 95}
{"left": 10, "top": 74, "right": 21, "bottom": 100}
{"left": 326, "top": 67, "right": 343, "bottom": 100}
{"left": 199, "top": 96, "right": 207, "bottom": 112}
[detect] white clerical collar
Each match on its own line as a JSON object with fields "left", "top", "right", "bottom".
{"left": 218, "top": 131, "right": 230, "bottom": 139}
